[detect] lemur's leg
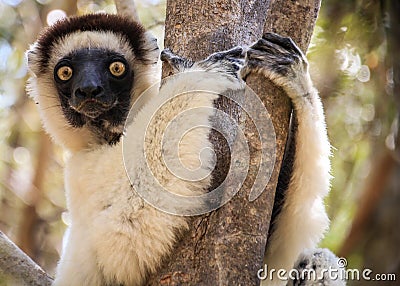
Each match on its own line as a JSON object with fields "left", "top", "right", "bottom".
{"left": 53, "top": 227, "right": 103, "bottom": 286}
{"left": 242, "top": 33, "right": 331, "bottom": 284}
{"left": 160, "top": 48, "right": 194, "bottom": 73}
{"left": 288, "top": 248, "right": 347, "bottom": 286}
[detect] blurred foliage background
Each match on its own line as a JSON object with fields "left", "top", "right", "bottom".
{"left": 0, "top": 0, "right": 398, "bottom": 285}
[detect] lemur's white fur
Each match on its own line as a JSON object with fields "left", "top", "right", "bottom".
{"left": 262, "top": 92, "right": 330, "bottom": 285}
{"left": 247, "top": 45, "right": 331, "bottom": 286}
{"left": 27, "top": 26, "right": 244, "bottom": 284}
{"left": 55, "top": 73, "right": 241, "bottom": 285}
{"left": 27, "top": 17, "right": 331, "bottom": 286}
{"left": 263, "top": 90, "right": 330, "bottom": 284}
{"left": 57, "top": 80, "right": 219, "bottom": 285}
{"left": 288, "top": 248, "right": 346, "bottom": 286}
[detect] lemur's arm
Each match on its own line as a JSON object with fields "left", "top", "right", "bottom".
{"left": 242, "top": 33, "right": 331, "bottom": 283}
{"left": 161, "top": 34, "right": 331, "bottom": 283}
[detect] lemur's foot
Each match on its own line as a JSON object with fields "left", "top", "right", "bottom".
{"left": 161, "top": 47, "right": 244, "bottom": 79}
{"left": 288, "top": 248, "right": 347, "bottom": 286}
{"left": 161, "top": 48, "right": 194, "bottom": 72}
{"left": 242, "top": 33, "right": 312, "bottom": 98}
{"left": 199, "top": 46, "right": 245, "bottom": 78}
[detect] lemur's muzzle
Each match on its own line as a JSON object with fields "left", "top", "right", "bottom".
{"left": 69, "top": 68, "right": 115, "bottom": 118}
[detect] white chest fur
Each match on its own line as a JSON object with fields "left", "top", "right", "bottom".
{"left": 56, "top": 146, "right": 187, "bottom": 286}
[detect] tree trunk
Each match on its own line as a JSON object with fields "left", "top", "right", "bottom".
{"left": 147, "top": 0, "right": 320, "bottom": 285}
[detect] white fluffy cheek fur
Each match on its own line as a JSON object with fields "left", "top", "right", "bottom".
{"left": 131, "top": 61, "right": 160, "bottom": 104}
{"left": 27, "top": 76, "right": 95, "bottom": 152}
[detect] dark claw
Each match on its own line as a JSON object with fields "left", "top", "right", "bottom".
{"left": 243, "top": 32, "right": 308, "bottom": 80}
{"left": 199, "top": 46, "right": 245, "bottom": 76}
{"left": 262, "top": 32, "right": 304, "bottom": 57}
{"left": 251, "top": 38, "right": 299, "bottom": 61}
{"left": 243, "top": 33, "right": 311, "bottom": 94}
{"left": 160, "top": 48, "right": 176, "bottom": 62}
{"left": 246, "top": 49, "right": 293, "bottom": 76}
{"left": 160, "top": 48, "right": 193, "bottom": 71}
{"left": 248, "top": 39, "right": 298, "bottom": 66}
{"left": 207, "top": 46, "right": 245, "bottom": 62}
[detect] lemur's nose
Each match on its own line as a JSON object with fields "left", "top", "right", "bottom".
{"left": 75, "top": 85, "right": 104, "bottom": 99}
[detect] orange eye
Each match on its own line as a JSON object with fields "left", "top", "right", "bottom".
{"left": 109, "top": 61, "right": 126, "bottom": 77}
{"left": 56, "top": 66, "right": 73, "bottom": 81}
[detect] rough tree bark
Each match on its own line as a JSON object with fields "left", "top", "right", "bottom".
{"left": 146, "top": 0, "right": 321, "bottom": 285}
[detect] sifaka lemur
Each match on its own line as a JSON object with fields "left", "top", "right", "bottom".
{"left": 26, "top": 13, "right": 332, "bottom": 286}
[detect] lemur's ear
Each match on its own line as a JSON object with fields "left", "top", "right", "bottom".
{"left": 160, "top": 48, "right": 193, "bottom": 73}
{"left": 139, "top": 32, "right": 160, "bottom": 64}
{"left": 26, "top": 44, "right": 41, "bottom": 77}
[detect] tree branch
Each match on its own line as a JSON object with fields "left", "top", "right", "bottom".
{"left": 0, "top": 231, "right": 53, "bottom": 286}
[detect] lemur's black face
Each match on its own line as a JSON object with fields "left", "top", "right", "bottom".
{"left": 54, "top": 48, "right": 133, "bottom": 143}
